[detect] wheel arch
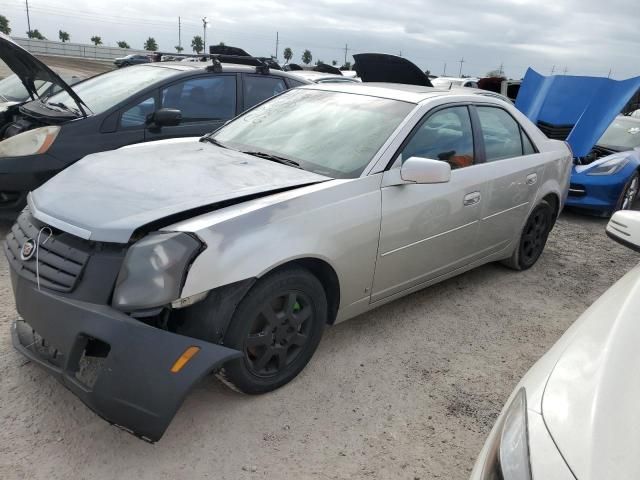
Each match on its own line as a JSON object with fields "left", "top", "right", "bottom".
{"left": 541, "top": 192, "right": 560, "bottom": 221}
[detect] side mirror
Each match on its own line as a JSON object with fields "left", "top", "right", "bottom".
{"left": 606, "top": 210, "right": 640, "bottom": 252}
{"left": 400, "top": 156, "right": 451, "bottom": 184}
{"left": 147, "top": 108, "right": 182, "bottom": 128}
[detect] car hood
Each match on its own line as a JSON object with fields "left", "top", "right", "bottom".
{"left": 0, "top": 33, "right": 87, "bottom": 114}
{"left": 353, "top": 53, "right": 433, "bottom": 87}
{"left": 30, "top": 137, "right": 330, "bottom": 243}
{"left": 541, "top": 263, "right": 640, "bottom": 480}
{"left": 515, "top": 68, "right": 640, "bottom": 158}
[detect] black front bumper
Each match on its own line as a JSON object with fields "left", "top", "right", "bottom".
{"left": 0, "top": 154, "right": 58, "bottom": 220}
{"left": 10, "top": 271, "right": 242, "bottom": 442}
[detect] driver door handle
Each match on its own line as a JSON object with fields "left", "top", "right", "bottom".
{"left": 463, "top": 191, "right": 481, "bottom": 206}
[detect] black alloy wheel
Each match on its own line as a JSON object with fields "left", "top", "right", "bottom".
{"left": 218, "top": 266, "right": 327, "bottom": 394}
{"left": 502, "top": 199, "right": 554, "bottom": 271}
{"left": 244, "top": 291, "right": 313, "bottom": 377}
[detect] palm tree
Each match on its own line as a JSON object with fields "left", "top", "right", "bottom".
{"left": 117, "top": 41, "right": 130, "bottom": 49}
{"left": 175, "top": 45, "right": 184, "bottom": 53}
{"left": 191, "top": 35, "right": 204, "bottom": 54}
{"left": 0, "top": 15, "right": 11, "bottom": 35}
{"left": 283, "top": 47, "right": 293, "bottom": 65}
{"left": 144, "top": 37, "right": 158, "bottom": 51}
{"left": 27, "top": 29, "right": 46, "bottom": 40}
{"left": 90, "top": 36, "right": 102, "bottom": 46}
{"left": 302, "top": 49, "right": 312, "bottom": 65}
{"left": 58, "top": 30, "right": 70, "bottom": 43}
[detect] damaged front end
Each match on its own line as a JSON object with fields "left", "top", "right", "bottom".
{"left": 5, "top": 209, "right": 243, "bottom": 442}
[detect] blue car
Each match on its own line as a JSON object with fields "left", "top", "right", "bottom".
{"left": 516, "top": 69, "right": 640, "bottom": 215}
{"left": 567, "top": 115, "right": 640, "bottom": 214}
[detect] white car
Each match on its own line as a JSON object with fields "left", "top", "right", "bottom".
{"left": 431, "top": 77, "right": 480, "bottom": 89}
{"left": 470, "top": 209, "right": 640, "bottom": 480}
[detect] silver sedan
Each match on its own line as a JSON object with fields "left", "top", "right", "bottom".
{"left": 6, "top": 83, "right": 571, "bottom": 440}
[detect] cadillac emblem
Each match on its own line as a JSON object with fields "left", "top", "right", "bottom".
{"left": 20, "top": 239, "right": 36, "bottom": 261}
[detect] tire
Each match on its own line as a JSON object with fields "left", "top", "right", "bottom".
{"left": 218, "top": 266, "right": 327, "bottom": 394}
{"left": 614, "top": 172, "right": 639, "bottom": 212}
{"left": 502, "top": 200, "right": 554, "bottom": 271}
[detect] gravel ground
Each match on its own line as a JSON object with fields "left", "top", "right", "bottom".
{"left": 0, "top": 210, "right": 638, "bottom": 480}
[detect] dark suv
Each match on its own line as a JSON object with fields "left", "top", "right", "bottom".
{"left": 113, "top": 54, "right": 151, "bottom": 68}
{"left": 0, "top": 36, "right": 312, "bottom": 219}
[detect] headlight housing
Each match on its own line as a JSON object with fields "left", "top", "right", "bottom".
{"left": 113, "top": 232, "right": 203, "bottom": 311}
{"left": 479, "top": 388, "right": 532, "bottom": 480}
{"left": 586, "top": 156, "right": 630, "bottom": 175}
{"left": 0, "top": 126, "right": 61, "bottom": 157}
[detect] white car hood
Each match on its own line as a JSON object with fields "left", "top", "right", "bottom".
{"left": 31, "top": 137, "right": 329, "bottom": 243}
{"left": 542, "top": 263, "right": 640, "bottom": 480}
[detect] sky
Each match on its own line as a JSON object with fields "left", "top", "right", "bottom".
{"left": 1, "top": 0, "right": 639, "bottom": 79}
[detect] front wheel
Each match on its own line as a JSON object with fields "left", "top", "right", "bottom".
{"left": 502, "top": 200, "right": 554, "bottom": 271}
{"left": 615, "top": 172, "right": 639, "bottom": 212}
{"left": 218, "top": 266, "right": 327, "bottom": 394}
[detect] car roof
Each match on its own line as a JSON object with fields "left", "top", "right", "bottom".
{"left": 299, "top": 82, "right": 508, "bottom": 104}
{"left": 141, "top": 61, "right": 312, "bottom": 82}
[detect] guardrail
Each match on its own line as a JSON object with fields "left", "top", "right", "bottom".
{"left": 13, "top": 37, "right": 151, "bottom": 61}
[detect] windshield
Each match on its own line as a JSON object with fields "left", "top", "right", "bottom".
{"left": 44, "top": 65, "right": 177, "bottom": 115}
{"left": 598, "top": 117, "right": 640, "bottom": 151}
{"left": 0, "top": 74, "right": 47, "bottom": 102}
{"left": 213, "top": 88, "right": 414, "bottom": 178}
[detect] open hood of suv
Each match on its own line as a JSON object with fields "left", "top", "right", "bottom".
{"left": 0, "top": 33, "right": 87, "bottom": 114}
{"left": 30, "top": 137, "right": 329, "bottom": 243}
{"left": 515, "top": 68, "right": 640, "bottom": 158}
{"left": 353, "top": 53, "right": 433, "bottom": 87}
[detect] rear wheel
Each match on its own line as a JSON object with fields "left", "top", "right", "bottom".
{"left": 218, "top": 266, "right": 327, "bottom": 394}
{"left": 502, "top": 200, "right": 554, "bottom": 271}
{"left": 615, "top": 172, "right": 639, "bottom": 212}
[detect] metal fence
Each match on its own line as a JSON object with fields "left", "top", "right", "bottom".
{"left": 14, "top": 37, "right": 151, "bottom": 61}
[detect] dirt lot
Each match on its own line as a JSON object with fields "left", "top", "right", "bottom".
{"left": 0, "top": 209, "right": 638, "bottom": 480}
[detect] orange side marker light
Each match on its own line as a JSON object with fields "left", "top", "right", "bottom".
{"left": 170, "top": 346, "right": 200, "bottom": 373}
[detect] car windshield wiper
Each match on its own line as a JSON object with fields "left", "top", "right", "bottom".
{"left": 242, "top": 151, "right": 302, "bottom": 169}
{"left": 44, "top": 101, "right": 80, "bottom": 115}
{"left": 200, "top": 135, "right": 228, "bottom": 149}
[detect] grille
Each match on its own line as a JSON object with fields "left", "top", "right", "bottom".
{"left": 537, "top": 121, "right": 574, "bottom": 141}
{"left": 4, "top": 210, "right": 90, "bottom": 292}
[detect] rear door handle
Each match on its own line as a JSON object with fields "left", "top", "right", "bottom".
{"left": 463, "top": 191, "right": 481, "bottom": 206}
{"left": 526, "top": 173, "right": 538, "bottom": 186}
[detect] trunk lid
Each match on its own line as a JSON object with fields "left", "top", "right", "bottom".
{"left": 353, "top": 53, "right": 433, "bottom": 87}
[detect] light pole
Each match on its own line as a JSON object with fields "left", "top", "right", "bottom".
{"left": 25, "top": 0, "right": 31, "bottom": 34}
{"left": 202, "top": 17, "right": 208, "bottom": 53}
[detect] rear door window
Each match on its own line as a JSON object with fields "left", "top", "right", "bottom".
{"left": 161, "top": 75, "right": 236, "bottom": 122}
{"left": 476, "top": 106, "right": 525, "bottom": 161}
{"left": 243, "top": 75, "right": 287, "bottom": 110}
